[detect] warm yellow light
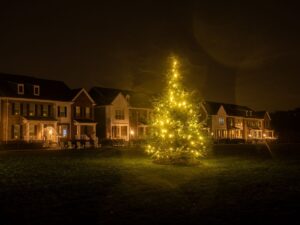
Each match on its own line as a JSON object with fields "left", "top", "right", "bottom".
{"left": 147, "top": 56, "right": 207, "bottom": 163}
{"left": 173, "top": 59, "right": 177, "bottom": 67}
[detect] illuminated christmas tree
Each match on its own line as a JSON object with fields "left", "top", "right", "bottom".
{"left": 146, "top": 56, "right": 207, "bottom": 165}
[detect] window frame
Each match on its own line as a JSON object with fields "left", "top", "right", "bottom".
{"left": 18, "top": 84, "right": 24, "bottom": 95}
{"left": 115, "top": 109, "right": 125, "bottom": 120}
{"left": 218, "top": 117, "right": 225, "bottom": 126}
{"left": 33, "top": 85, "right": 40, "bottom": 96}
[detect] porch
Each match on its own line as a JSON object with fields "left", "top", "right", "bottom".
{"left": 22, "top": 117, "right": 58, "bottom": 143}
{"left": 74, "top": 119, "right": 97, "bottom": 141}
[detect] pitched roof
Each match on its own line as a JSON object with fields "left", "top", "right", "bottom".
{"left": 70, "top": 88, "right": 82, "bottom": 99}
{"left": 89, "top": 87, "right": 128, "bottom": 105}
{"left": 253, "top": 111, "right": 267, "bottom": 119}
{"left": 0, "top": 73, "right": 73, "bottom": 101}
{"left": 71, "top": 88, "right": 95, "bottom": 104}
{"left": 201, "top": 101, "right": 223, "bottom": 115}
{"left": 89, "top": 86, "right": 153, "bottom": 108}
{"left": 202, "top": 101, "right": 259, "bottom": 117}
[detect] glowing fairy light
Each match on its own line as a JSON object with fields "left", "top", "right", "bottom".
{"left": 146, "top": 56, "right": 208, "bottom": 165}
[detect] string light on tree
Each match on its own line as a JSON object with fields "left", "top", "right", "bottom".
{"left": 147, "top": 56, "right": 208, "bottom": 165}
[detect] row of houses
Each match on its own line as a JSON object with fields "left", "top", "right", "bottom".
{"left": 199, "top": 101, "right": 275, "bottom": 142}
{"left": 0, "top": 73, "right": 275, "bottom": 146}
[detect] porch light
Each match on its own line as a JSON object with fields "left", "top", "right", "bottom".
{"left": 130, "top": 129, "right": 135, "bottom": 136}
{"left": 49, "top": 128, "right": 53, "bottom": 136}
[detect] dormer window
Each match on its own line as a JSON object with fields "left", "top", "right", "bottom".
{"left": 246, "top": 110, "right": 253, "bottom": 117}
{"left": 18, "top": 84, "right": 24, "bottom": 95}
{"left": 34, "top": 85, "right": 40, "bottom": 96}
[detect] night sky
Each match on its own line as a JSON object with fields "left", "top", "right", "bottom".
{"left": 0, "top": 1, "right": 299, "bottom": 111}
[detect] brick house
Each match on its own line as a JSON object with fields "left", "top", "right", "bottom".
{"left": 70, "top": 88, "right": 97, "bottom": 141}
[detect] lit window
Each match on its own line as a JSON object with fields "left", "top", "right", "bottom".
{"left": 12, "top": 124, "right": 21, "bottom": 139}
{"left": 18, "top": 84, "right": 24, "bottom": 95}
{"left": 29, "top": 103, "right": 35, "bottom": 116}
{"left": 219, "top": 117, "right": 225, "bottom": 125}
{"left": 58, "top": 106, "right": 67, "bottom": 117}
{"left": 34, "top": 85, "right": 40, "bottom": 96}
{"left": 12, "top": 102, "right": 21, "bottom": 115}
{"left": 59, "top": 125, "right": 68, "bottom": 137}
{"left": 115, "top": 109, "right": 125, "bottom": 120}
{"left": 41, "top": 105, "right": 49, "bottom": 117}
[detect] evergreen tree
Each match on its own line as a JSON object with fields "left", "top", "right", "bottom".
{"left": 146, "top": 56, "right": 207, "bottom": 165}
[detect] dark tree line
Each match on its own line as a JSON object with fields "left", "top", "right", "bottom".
{"left": 270, "top": 108, "right": 300, "bottom": 143}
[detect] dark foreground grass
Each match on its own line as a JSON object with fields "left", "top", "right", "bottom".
{"left": 0, "top": 147, "right": 300, "bottom": 225}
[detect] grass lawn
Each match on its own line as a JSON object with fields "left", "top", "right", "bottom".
{"left": 0, "top": 146, "right": 300, "bottom": 225}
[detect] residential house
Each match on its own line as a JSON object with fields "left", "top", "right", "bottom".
{"left": 89, "top": 87, "right": 152, "bottom": 141}
{"left": 200, "top": 101, "right": 275, "bottom": 142}
{"left": 128, "top": 92, "right": 153, "bottom": 139}
{"left": 90, "top": 87, "right": 130, "bottom": 141}
{"left": 0, "top": 73, "right": 97, "bottom": 145}
{"left": 71, "top": 88, "right": 97, "bottom": 141}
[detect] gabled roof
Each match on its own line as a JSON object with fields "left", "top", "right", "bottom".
{"left": 71, "top": 88, "right": 95, "bottom": 104}
{"left": 89, "top": 86, "right": 153, "bottom": 108}
{"left": 201, "top": 101, "right": 223, "bottom": 115}
{"left": 202, "top": 101, "right": 256, "bottom": 117}
{"left": 89, "top": 87, "right": 128, "bottom": 105}
{"left": 0, "top": 73, "right": 73, "bottom": 101}
{"left": 70, "top": 88, "right": 82, "bottom": 99}
{"left": 253, "top": 111, "right": 268, "bottom": 119}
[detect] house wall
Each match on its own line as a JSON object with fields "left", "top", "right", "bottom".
{"left": 244, "top": 118, "right": 264, "bottom": 140}
{"left": 226, "top": 116, "right": 244, "bottom": 139}
{"left": 106, "top": 94, "right": 130, "bottom": 141}
{"left": 202, "top": 102, "right": 274, "bottom": 141}
{"left": 94, "top": 106, "right": 106, "bottom": 140}
{"left": 129, "top": 108, "right": 152, "bottom": 139}
{"left": 71, "top": 91, "right": 95, "bottom": 139}
{"left": 55, "top": 102, "right": 72, "bottom": 140}
{"left": 0, "top": 99, "right": 57, "bottom": 142}
{"left": 93, "top": 93, "right": 131, "bottom": 141}
{"left": 211, "top": 106, "right": 227, "bottom": 139}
